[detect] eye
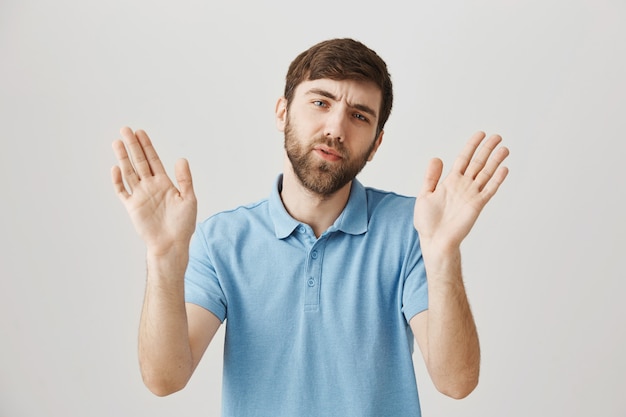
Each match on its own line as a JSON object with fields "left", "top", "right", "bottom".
{"left": 353, "top": 113, "right": 368, "bottom": 122}
{"left": 313, "top": 100, "right": 327, "bottom": 107}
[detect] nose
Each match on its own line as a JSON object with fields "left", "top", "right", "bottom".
{"left": 324, "top": 108, "right": 347, "bottom": 143}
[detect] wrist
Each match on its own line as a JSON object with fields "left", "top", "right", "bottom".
{"left": 420, "top": 242, "right": 463, "bottom": 282}
{"left": 420, "top": 238, "right": 460, "bottom": 263}
{"left": 145, "top": 245, "right": 190, "bottom": 280}
{"left": 145, "top": 236, "right": 191, "bottom": 258}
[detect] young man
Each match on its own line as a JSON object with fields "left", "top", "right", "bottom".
{"left": 111, "top": 38, "right": 509, "bottom": 416}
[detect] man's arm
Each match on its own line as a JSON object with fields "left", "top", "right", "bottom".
{"left": 411, "top": 131, "right": 509, "bottom": 399}
{"left": 111, "top": 127, "right": 221, "bottom": 396}
{"left": 138, "top": 252, "right": 221, "bottom": 396}
{"left": 410, "top": 253, "right": 480, "bottom": 399}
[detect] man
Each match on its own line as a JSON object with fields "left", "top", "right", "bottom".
{"left": 111, "top": 38, "right": 509, "bottom": 416}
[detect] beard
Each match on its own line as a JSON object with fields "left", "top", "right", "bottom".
{"left": 284, "top": 116, "right": 377, "bottom": 197}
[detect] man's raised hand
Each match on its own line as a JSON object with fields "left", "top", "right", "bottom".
{"left": 413, "top": 131, "right": 509, "bottom": 252}
{"left": 111, "top": 127, "right": 197, "bottom": 256}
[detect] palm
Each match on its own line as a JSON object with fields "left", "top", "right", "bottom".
{"left": 414, "top": 132, "right": 509, "bottom": 249}
{"left": 126, "top": 173, "right": 196, "bottom": 246}
{"left": 111, "top": 127, "right": 197, "bottom": 255}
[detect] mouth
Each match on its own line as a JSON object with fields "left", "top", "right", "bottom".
{"left": 313, "top": 145, "right": 343, "bottom": 162}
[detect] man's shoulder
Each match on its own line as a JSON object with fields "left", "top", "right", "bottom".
{"left": 197, "top": 198, "right": 271, "bottom": 231}
{"left": 355, "top": 184, "right": 416, "bottom": 233}
{"left": 364, "top": 185, "right": 414, "bottom": 201}
{"left": 363, "top": 185, "right": 415, "bottom": 212}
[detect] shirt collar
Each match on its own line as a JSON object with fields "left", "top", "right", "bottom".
{"left": 268, "top": 174, "right": 368, "bottom": 239}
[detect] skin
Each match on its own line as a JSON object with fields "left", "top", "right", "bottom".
{"left": 411, "top": 131, "right": 509, "bottom": 398}
{"left": 276, "top": 79, "right": 384, "bottom": 236}
{"left": 111, "top": 78, "right": 509, "bottom": 399}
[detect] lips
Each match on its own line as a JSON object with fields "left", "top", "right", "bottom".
{"left": 313, "top": 145, "right": 343, "bottom": 162}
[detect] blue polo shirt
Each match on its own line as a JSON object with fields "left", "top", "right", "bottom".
{"left": 185, "top": 175, "right": 429, "bottom": 417}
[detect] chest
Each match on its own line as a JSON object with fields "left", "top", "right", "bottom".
{"left": 215, "top": 231, "right": 407, "bottom": 321}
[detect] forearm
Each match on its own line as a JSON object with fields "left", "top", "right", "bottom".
{"left": 138, "top": 247, "right": 193, "bottom": 396}
{"left": 422, "top": 246, "right": 480, "bottom": 398}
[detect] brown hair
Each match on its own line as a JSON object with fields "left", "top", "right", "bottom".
{"left": 283, "top": 38, "right": 393, "bottom": 135}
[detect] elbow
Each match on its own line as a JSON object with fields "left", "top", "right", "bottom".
{"left": 141, "top": 371, "right": 189, "bottom": 397}
{"left": 146, "top": 383, "right": 185, "bottom": 398}
{"left": 438, "top": 382, "right": 477, "bottom": 400}
{"left": 435, "top": 374, "right": 479, "bottom": 400}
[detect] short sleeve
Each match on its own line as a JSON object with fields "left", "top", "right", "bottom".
{"left": 184, "top": 224, "right": 227, "bottom": 322}
{"left": 401, "top": 233, "right": 429, "bottom": 323}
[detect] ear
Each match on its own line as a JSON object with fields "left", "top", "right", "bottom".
{"left": 367, "top": 130, "right": 384, "bottom": 162}
{"left": 275, "top": 97, "right": 287, "bottom": 132}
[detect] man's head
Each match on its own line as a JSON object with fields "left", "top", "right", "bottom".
{"left": 283, "top": 38, "right": 393, "bottom": 137}
{"left": 276, "top": 38, "right": 393, "bottom": 197}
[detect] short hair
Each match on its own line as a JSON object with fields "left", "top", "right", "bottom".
{"left": 283, "top": 38, "right": 393, "bottom": 135}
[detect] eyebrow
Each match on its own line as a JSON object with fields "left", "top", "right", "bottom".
{"left": 306, "top": 88, "right": 378, "bottom": 119}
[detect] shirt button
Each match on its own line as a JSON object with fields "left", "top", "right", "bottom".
{"left": 311, "top": 250, "right": 318, "bottom": 259}
{"left": 298, "top": 226, "right": 306, "bottom": 233}
{"left": 307, "top": 278, "right": 315, "bottom": 287}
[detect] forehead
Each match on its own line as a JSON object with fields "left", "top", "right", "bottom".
{"left": 293, "top": 78, "right": 382, "bottom": 110}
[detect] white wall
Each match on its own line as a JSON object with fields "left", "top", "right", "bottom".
{"left": 1, "top": 0, "right": 624, "bottom": 416}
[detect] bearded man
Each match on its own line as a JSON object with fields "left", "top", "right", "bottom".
{"left": 111, "top": 38, "right": 509, "bottom": 417}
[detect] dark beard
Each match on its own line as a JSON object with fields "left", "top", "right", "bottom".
{"left": 284, "top": 117, "right": 376, "bottom": 197}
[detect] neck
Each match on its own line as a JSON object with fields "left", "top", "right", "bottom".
{"left": 280, "top": 158, "right": 352, "bottom": 238}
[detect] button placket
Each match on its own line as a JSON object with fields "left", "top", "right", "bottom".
{"left": 304, "top": 238, "right": 325, "bottom": 312}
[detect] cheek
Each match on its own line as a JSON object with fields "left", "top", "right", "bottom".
{"left": 289, "top": 116, "right": 322, "bottom": 143}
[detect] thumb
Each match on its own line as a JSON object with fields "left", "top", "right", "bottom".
{"left": 418, "top": 158, "right": 443, "bottom": 198}
{"left": 174, "top": 158, "right": 195, "bottom": 199}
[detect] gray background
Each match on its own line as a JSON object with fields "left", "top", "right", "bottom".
{"left": 1, "top": 0, "right": 624, "bottom": 416}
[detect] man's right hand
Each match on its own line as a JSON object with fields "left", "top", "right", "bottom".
{"left": 111, "top": 127, "right": 197, "bottom": 256}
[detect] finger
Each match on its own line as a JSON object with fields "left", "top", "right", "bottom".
{"left": 112, "top": 139, "right": 139, "bottom": 189}
{"left": 418, "top": 157, "right": 443, "bottom": 198}
{"left": 452, "top": 131, "right": 486, "bottom": 174}
{"left": 479, "top": 165, "right": 509, "bottom": 202}
{"left": 175, "top": 158, "right": 196, "bottom": 200}
{"left": 464, "top": 134, "right": 503, "bottom": 179}
{"left": 120, "top": 126, "right": 152, "bottom": 179}
{"left": 475, "top": 146, "right": 510, "bottom": 191}
{"left": 111, "top": 165, "right": 130, "bottom": 200}
{"left": 135, "top": 129, "right": 166, "bottom": 176}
